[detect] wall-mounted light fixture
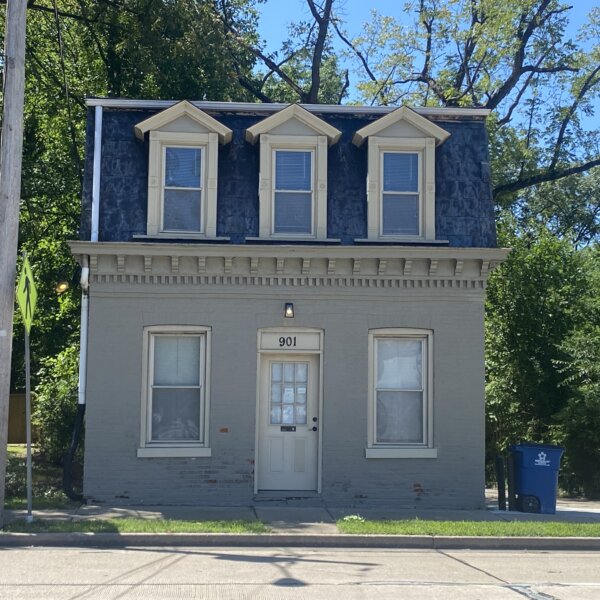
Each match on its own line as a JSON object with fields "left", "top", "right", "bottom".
{"left": 55, "top": 280, "right": 70, "bottom": 295}
{"left": 55, "top": 265, "right": 82, "bottom": 295}
{"left": 284, "top": 302, "right": 294, "bottom": 318}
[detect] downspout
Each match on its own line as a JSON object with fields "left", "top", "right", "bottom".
{"left": 63, "top": 105, "right": 102, "bottom": 501}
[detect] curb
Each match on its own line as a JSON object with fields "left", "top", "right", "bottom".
{"left": 1, "top": 533, "right": 599, "bottom": 550}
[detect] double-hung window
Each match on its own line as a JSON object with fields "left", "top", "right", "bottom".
{"left": 381, "top": 151, "right": 420, "bottom": 236}
{"left": 138, "top": 326, "right": 211, "bottom": 458}
{"left": 162, "top": 146, "right": 203, "bottom": 232}
{"left": 366, "top": 329, "right": 436, "bottom": 459}
{"left": 273, "top": 150, "right": 313, "bottom": 235}
{"left": 352, "top": 106, "right": 450, "bottom": 241}
{"left": 134, "top": 101, "right": 232, "bottom": 239}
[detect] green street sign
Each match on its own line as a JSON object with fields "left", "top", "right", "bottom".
{"left": 16, "top": 255, "right": 37, "bottom": 334}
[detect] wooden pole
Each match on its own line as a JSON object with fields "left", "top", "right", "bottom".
{"left": 0, "top": 0, "right": 28, "bottom": 529}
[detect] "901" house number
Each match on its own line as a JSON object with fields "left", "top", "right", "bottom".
{"left": 279, "top": 336, "right": 297, "bottom": 347}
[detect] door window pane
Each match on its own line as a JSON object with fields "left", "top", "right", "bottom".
{"left": 270, "top": 362, "right": 309, "bottom": 424}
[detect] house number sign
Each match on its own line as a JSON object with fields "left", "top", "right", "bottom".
{"left": 260, "top": 331, "right": 321, "bottom": 351}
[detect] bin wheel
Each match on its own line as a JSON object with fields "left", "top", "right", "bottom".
{"left": 519, "top": 495, "right": 540, "bottom": 513}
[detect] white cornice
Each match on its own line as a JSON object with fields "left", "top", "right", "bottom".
{"left": 69, "top": 241, "right": 509, "bottom": 290}
{"left": 85, "top": 98, "right": 491, "bottom": 119}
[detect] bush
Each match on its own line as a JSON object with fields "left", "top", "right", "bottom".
{"left": 33, "top": 343, "right": 81, "bottom": 464}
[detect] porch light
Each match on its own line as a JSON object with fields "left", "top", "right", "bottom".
{"left": 284, "top": 303, "right": 294, "bottom": 318}
{"left": 55, "top": 280, "right": 70, "bottom": 295}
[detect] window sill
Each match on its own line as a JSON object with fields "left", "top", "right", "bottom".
{"left": 355, "top": 238, "right": 449, "bottom": 245}
{"left": 137, "top": 447, "right": 212, "bottom": 458}
{"left": 133, "top": 234, "right": 230, "bottom": 241}
{"left": 365, "top": 447, "right": 437, "bottom": 459}
{"left": 246, "top": 237, "right": 341, "bottom": 243}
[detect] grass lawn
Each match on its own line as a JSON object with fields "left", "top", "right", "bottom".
{"left": 337, "top": 517, "right": 600, "bottom": 537}
{"left": 4, "top": 445, "right": 80, "bottom": 510}
{"left": 4, "top": 518, "right": 269, "bottom": 534}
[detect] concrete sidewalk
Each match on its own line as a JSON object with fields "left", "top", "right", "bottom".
{"left": 3, "top": 493, "right": 600, "bottom": 550}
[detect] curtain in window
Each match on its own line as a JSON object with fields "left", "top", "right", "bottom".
{"left": 376, "top": 339, "right": 424, "bottom": 444}
{"left": 151, "top": 335, "right": 201, "bottom": 441}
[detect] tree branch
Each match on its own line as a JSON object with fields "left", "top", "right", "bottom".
{"left": 550, "top": 64, "right": 600, "bottom": 169}
{"left": 306, "top": 0, "right": 334, "bottom": 103}
{"left": 494, "top": 159, "right": 600, "bottom": 198}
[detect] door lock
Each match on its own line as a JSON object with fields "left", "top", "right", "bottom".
{"left": 311, "top": 426, "right": 318, "bottom": 432}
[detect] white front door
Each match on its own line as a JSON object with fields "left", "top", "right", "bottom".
{"left": 257, "top": 354, "right": 319, "bottom": 491}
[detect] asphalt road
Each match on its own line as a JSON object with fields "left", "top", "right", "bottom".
{"left": 0, "top": 546, "right": 598, "bottom": 599}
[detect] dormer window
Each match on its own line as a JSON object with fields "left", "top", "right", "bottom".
{"left": 135, "top": 101, "right": 232, "bottom": 238}
{"left": 353, "top": 106, "right": 450, "bottom": 242}
{"left": 273, "top": 149, "right": 313, "bottom": 235}
{"left": 163, "top": 146, "right": 203, "bottom": 232}
{"left": 246, "top": 104, "right": 341, "bottom": 240}
{"left": 381, "top": 151, "right": 420, "bottom": 236}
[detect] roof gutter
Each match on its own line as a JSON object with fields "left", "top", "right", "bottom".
{"left": 84, "top": 98, "right": 491, "bottom": 119}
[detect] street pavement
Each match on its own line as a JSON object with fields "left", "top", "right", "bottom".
{"left": 0, "top": 546, "right": 598, "bottom": 599}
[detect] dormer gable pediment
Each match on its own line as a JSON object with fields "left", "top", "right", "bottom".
{"left": 245, "top": 104, "right": 341, "bottom": 146}
{"left": 134, "top": 100, "right": 232, "bottom": 144}
{"left": 352, "top": 106, "right": 450, "bottom": 147}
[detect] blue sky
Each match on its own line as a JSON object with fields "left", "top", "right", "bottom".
{"left": 257, "top": 0, "right": 591, "bottom": 48}
{"left": 257, "top": 0, "right": 594, "bottom": 103}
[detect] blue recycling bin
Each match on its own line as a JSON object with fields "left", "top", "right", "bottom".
{"left": 509, "top": 443, "right": 564, "bottom": 514}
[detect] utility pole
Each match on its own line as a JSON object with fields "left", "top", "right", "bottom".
{"left": 0, "top": 0, "right": 28, "bottom": 529}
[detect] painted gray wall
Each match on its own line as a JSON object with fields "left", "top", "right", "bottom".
{"left": 84, "top": 282, "right": 486, "bottom": 508}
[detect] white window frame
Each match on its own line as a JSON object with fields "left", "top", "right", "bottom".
{"left": 366, "top": 328, "right": 437, "bottom": 459}
{"left": 138, "top": 325, "right": 212, "bottom": 458}
{"left": 258, "top": 134, "right": 328, "bottom": 240}
{"left": 380, "top": 150, "right": 422, "bottom": 237}
{"left": 271, "top": 148, "right": 315, "bottom": 236}
{"left": 367, "top": 137, "right": 436, "bottom": 242}
{"left": 147, "top": 131, "right": 219, "bottom": 238}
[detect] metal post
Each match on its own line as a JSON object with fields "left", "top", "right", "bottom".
{"left": 25, "top": 331, "right": 33, "bottom": 523}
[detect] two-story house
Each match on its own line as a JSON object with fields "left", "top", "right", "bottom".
{"left": 69, "top": 99, "right": 508, "bottom": 507}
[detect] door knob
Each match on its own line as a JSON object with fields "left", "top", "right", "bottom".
{"left": 312, "top": 426, "right": 318, "bottom": 432}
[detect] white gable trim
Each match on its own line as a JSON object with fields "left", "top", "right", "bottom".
{"left": 353, "top": 106, "right": 451, "bottom": 147}
{"left": 245, "top": 104, "right": 341, "bottom": 146}
{"left": 134, "top": 100, "right": 232, "bottom": 144}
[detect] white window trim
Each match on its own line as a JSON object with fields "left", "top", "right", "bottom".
{"left": 138, "top": 325, "right": 212, "bottom": 458}
{"left": 258, "top": 134, "right": 328, "bottom": 240}
{"left": 366, "top": 328, "right": 436, "bottom": 459}
{"left": 147, "top": 131, "right": 219, "bottom": 238}
{"left": 367, "top": 136, "right": 436, "bottom": 242}
{"left": 272, "top": 148, "right": 315, "bottom": 236}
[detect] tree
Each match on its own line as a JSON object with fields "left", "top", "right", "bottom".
{"left": 484, "top": 224, "right": 589, "bottom": 483}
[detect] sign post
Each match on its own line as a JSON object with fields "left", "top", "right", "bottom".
{"left": 16, "top": 254, "right": 37, "bottom": 523}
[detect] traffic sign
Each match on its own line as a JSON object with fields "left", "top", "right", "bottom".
{"left": 16, "top": 255, "right": 37, "bottom": 334}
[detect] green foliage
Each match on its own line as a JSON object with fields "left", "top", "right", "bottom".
{"left": 554, "top": 248, "right": 600, "bottom": 497}
{"left": 32, "top": 345, "right": 81, "bottom": 464}
{"left": 485, "top": 227, "right": 600, "bottom": 495}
